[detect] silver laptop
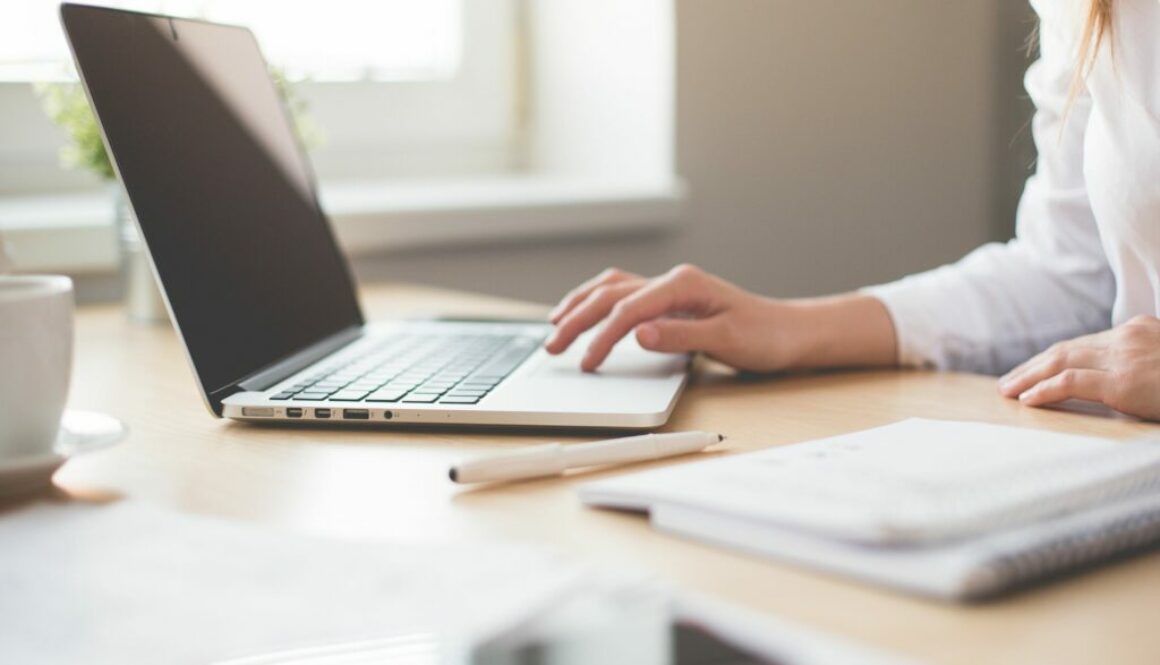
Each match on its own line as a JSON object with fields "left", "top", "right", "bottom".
{"left": 61, "top": 4, "right": 688, "bottom": 429}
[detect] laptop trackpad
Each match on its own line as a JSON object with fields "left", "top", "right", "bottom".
{"left": 484, "top": 343, "right": 684, "bottom": 416}
{"left": 529, "top": 336, "right": 687, "bottom": 379}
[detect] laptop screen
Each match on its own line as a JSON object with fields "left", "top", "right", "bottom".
{"left": 62, "top": 5, "right": 364, "bottom": 405}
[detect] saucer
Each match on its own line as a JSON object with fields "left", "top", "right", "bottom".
{"left": 0, "top": 410, "right": 127, "bottom": 500}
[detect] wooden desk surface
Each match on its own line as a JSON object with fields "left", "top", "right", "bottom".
{"left": 59, "top": 284, "right": 1160, "bottom": 665}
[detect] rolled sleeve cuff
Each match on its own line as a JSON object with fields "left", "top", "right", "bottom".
{"left": 860, "top": 280, "right": 943, "bottom": 370}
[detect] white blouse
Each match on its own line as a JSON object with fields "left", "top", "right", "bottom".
{"left": 866, "top": 0, "right": 1160, "bottom": 375}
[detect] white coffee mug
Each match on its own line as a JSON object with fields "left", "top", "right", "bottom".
{"left": 0, "top": 275, "right": 74, "bottom": 461}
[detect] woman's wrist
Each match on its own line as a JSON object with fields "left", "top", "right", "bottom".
{"left": 777, "top": 293, "right": 899, "bottom": 370}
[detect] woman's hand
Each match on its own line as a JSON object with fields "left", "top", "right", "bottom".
{"left": 998, "top": 315, "right": 1160, "bottom": 420}
{"left": 544, "top": 264, "right": 898, "bottom": 373}
{"left": 544, "top": 265, "right": 788, "bottom": 372}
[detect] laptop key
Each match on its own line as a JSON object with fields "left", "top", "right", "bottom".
{"left": 347, "top": 382, "right": 382, "bottom": 391}
{"left": 419, "top": 382, "right": 455, "bottom": 390}
{"left": 270, "top": 392, "right": 296, "bottom": 400}
{"left": 366, "top": 389, "right": 407, "bottom": 402}
{"left": 402, "top": 394, "right": 439, "bottom": 403}
{"left": 411, "top": 388, "right": 448, "bottom": 396}
{"left": 439, "top": 396, "right": 481, "bottom": 404}
{"left": 293, "top": 392, "right": 331, "bottom": 401}
{"left": 329, "top": 389, "right": 371, "bottom": 401}
{"left": 384, "top": 383, "right": 419, "bottom": 391}
{"left": 460, "top": 380, "right": 498, "bottom": 389}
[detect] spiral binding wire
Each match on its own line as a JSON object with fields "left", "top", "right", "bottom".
{"left": 976, "top": 500, "right": 1160, "bottom": 597}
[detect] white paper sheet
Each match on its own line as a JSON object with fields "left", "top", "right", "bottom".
{"left": 581, "top": 418, "right": 1160, "bottom": 545}
{"left": 0, "top": 500, "right": 587, "bottom": 664}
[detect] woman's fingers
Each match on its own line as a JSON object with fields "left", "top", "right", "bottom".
{"left": 581, "top": 267, "right": 711, "bottom": 371}
{"left": 545, "top": 280, "right": 643, "bottom": 354}
{"left": 546, "top": 263, "right": 743, "bottom": 372}
{"left": 998, "top": 346, "right": 1105, "bottom": 398}
{"left": 1017, "top": 369, "right": 1111, "bottom": 406}
{"left": 548, "top": 268, "right": 641, "bottom": 324}
{"left": 1000, "top": 332, "right": 1106, "bottom": 384}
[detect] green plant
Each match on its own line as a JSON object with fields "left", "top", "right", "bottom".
{"left": 270, "top": 68, "right": 324, "bottom": 151}
{"left": 35, "top": 81, "right": 114, "bottom": 180}
{"left": 35, "top": 68, "right": 321, "bottom": 181}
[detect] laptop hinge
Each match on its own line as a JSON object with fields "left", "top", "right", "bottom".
{"left": 235, "top": 325, "right": 364, "bottom": 393}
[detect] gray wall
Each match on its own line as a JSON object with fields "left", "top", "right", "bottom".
{"left": 355, "top": 1, "right": 1039, "bottom": 306}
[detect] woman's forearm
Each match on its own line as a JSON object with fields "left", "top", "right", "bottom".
{"left": 778, "top": 293, "right": 899, "bottom": 369}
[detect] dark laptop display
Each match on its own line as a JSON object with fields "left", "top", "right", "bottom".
{"left": 61, "top": 4, "right": 363, "bottom": 408}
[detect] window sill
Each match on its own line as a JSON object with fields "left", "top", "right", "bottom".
{"left": 0, "top": 175, "right": 686, "bottom": 273}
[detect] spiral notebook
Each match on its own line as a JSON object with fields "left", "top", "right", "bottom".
{"left": 579, "top": 419, "right": 1160, "bottom": 600}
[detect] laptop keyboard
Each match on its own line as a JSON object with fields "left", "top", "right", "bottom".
{"left": 269, "top": 332, "right": 544, "bottom": 406}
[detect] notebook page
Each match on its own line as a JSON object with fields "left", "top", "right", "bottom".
{"left": 580, "top": 419, "right": 1160, "bottom": 545}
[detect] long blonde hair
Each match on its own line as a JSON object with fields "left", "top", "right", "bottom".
{"left": 1074, "top": 0, "right": 1113, "bottom": 91}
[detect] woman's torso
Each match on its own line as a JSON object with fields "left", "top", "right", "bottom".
{"left": 1082, "top": 0, "right": 1160, "bottom": 321}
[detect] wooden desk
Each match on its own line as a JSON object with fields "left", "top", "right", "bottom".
{"left": 59, "top": 284, "right": 1160, "bottom": 665}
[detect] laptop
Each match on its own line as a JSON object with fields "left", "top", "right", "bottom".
{"left": 60, "top": 3, "right": 689, "bottom": 429}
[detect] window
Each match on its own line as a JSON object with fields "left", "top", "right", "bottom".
{"left": 0, "top": 0, "right": 516, "bottom": 193}
{"left": 0, "top": 1, "right": 682, "bottom": 273}
{"left": 1, "top": 0, "right": 462, "bottom": 81}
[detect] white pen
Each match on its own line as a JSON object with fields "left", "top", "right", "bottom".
{"left": 449, "top": 430, "right": 724, "bottom": 484}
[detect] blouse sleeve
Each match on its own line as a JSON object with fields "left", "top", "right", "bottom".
{"left": 862, "top": 0, "right": 1115, "bottom": 375}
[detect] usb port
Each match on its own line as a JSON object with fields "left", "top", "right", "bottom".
{"left": 286, "top": 407, "right": 303, "bottom": 418}
{"left": 343, "top": 409, "right": 369, "bottom": 420}
{"left": 314, "top": 408, "right": 332, "bottom": 419}
{"left": 242, "top": 407, "right": 274, "bottom": 417}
